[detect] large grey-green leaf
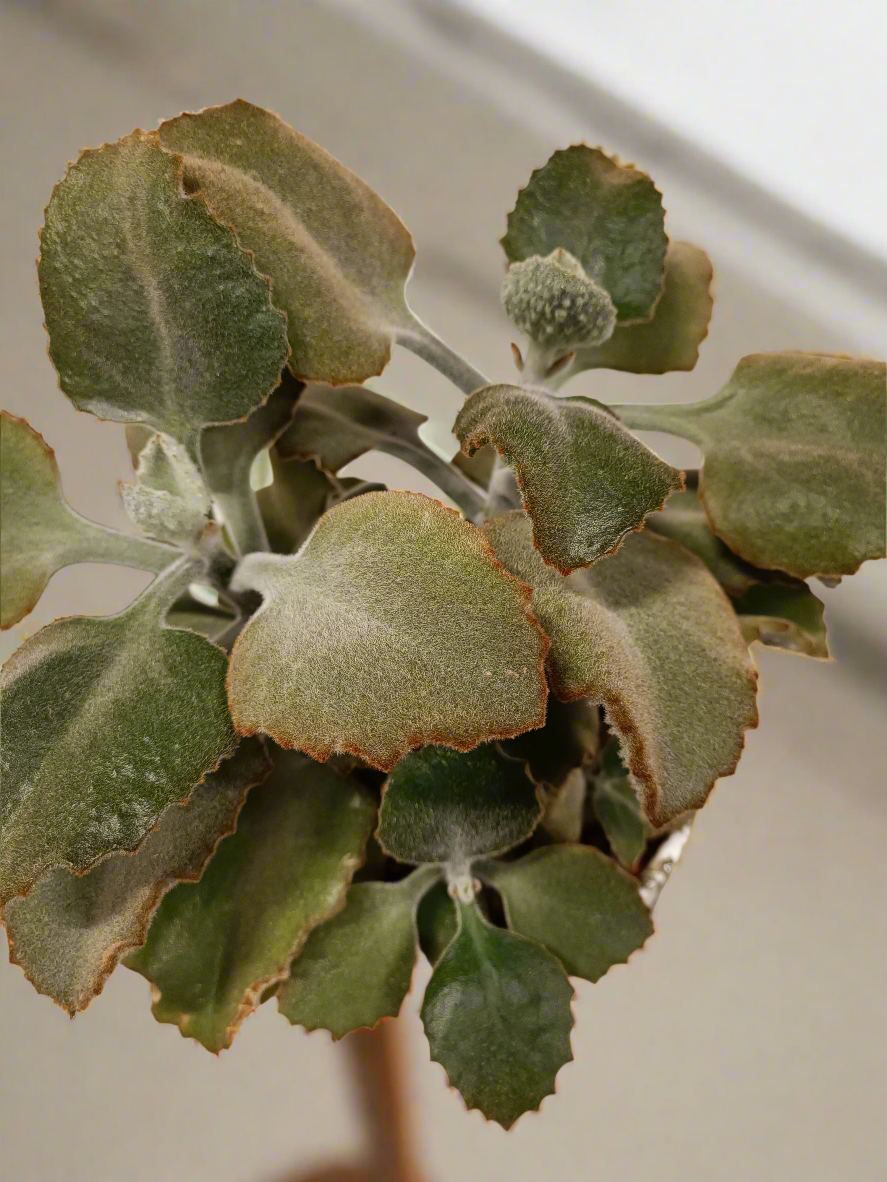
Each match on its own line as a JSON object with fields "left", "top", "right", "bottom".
{"left": 615, "top": 352, "right": 887, "bottom": 578}
{"left": 570, "top": 242, "right": 713, "bottom": 375}
{"left": 0, "top": 560, "right": 237, "bottom": 905}
{"left": 481, "top": 845, "right": 653, "bottom": 981}
{"left": 455, "top": 384, "right": 682, "bottom": 572}
{"left": 501, "top": 145, "right": 667, "bottom": 322}
{"left": 378, "top": 744, "right": 542, "bottom": 864}
{"left": 278, "top": 868, "right": 439, "bottom": 1038}
{"left": 125, "top": 751, "right": 375, "bottom": 1052}
{"left": 157, "top": 100, "right": 416, "bottom": 385}
{"left": 229, "top": 491, "right": 549, "bottom": 771}
{"left": 2, "top": 739, "right": 270, "bottom": 1014}
{"left": 38, "top": 131, "right": 289, "bottom": 442}
{"left": 1, "top": 412, "right": 177, "bottom": 628}
{"left": 483, "top": 512, "right": 758, "bottom": 828}
{"left": 421, "top": 900, "right": 574, "bottom": 1128}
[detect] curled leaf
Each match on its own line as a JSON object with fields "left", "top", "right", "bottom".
{"left": 734, "top": 583, "right": 829, "bottom": 659}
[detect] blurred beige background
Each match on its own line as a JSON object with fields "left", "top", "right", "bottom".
{"left": 1, "top": 2, "right": 885, "bottom": 1180}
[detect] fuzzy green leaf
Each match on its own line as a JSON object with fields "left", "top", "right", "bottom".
{"left": 0, "top": 564, "right": 238, "bottom": 905}
{"left": 483, "top": 513, "right": 758, "bottom": 828}
{"left": 416, "top": 881, "right": 459, "bottom": 967}
{"left": 2, "top": 739, "right": 270, "bottom": 1014}
{"left": 421, "top": 900, "right": 574, "bottom": 1128}
{"left": 125, "top": 751, "right": 375, "bottom": 1052}
{"left": 229, "top": 492, "right": 548, "bottom": 771}
{"left": 499, "top": 695, "right": 599, "bottom": 789}
{"left": 571, "top": 242, "right": 713, "bottom": 375}
{"left": 615, "top": 352, "right": 887, "bottom": 578}
{"left": 378, "top": 744, "right": 542, "bottom": 864}
{"left": 455, "top": 385, "right": 682, "bottom": 573}
{"left": 0, "top": 413, "right": 177, "bottom": 628}
{"left": 37, "top": 131, "right": 289, "bottom": 442}
{"left": 734, "top": 583, "right": 829, "bottom": 658}
{"left": 482, "top": 845, "right": 653, "bottom": 981}
{"left": 279, "top": 869, "right": 439, "bottom": 1038}
{"left": 157, "top": 100, "right": 416, "bottom": 385}
{"left": 591, "top": 744, "right": 648, "bottom": 870}
{"left": 502, "top": 145, "right": 667, "bottom": 322}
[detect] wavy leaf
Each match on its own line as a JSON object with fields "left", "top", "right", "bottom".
{"left": 615, "top": 352, "right": 887, "bottom": 578}
{"left": 378, "top": 744, "right": 542, "bottom": 864}
{"left": 481, "top": 845, "right": 653, "bottom": 981}
{"left": 421, "top": 899, "right": 574, "bottom": 1128}
{"left": 0, "top": 413, "right": 177, "bottom": 628}
{"left": 157, "top": 100, "right": 415, "bottom": 385}
{"left": 483, "top": 512, "right": 758, "bottom": 828}
{"left": 2, "top": 739, "right": 270, "bottom": 1014}
{"left": 455, "top": 384, "right": 682, "bottom": 573}
{"left": 229, "top": 492, "right": 549, "bottom": 770}
{"left": 38, "top": 131, "right": 289, "bottom": 442}
{"left": 0, "top": 561, "right": 237, "bottom": 905}
{"left": 125, "top": 750, "right": 375, "bottom": 1052}
{"left": 502, "top": 145, "right": 667, "bottom": 322}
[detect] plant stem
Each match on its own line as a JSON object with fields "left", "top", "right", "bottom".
{"left": 397, "top": 317, "right": 489, "bottom": 397}
{"left": 610, "top": 402, "right": 698, "bottom": 440}
{"left": 67, "top": 519, "right": 181, "bottom": 575}
{"left": 211, "top": 489, "right": 270, "bottom": 558}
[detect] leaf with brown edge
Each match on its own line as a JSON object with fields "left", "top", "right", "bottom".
{"left": 502, "top": 145, "right": 667, "bottom": 323}
{"left": 377, "top": 744, "right": 542, "bottom": 865}
{"left": 571, "top": 242, "right": 712, "bottom": 376}
{"left": 38, "top": 131, "right": 289, "bottom": 443}
{"left": 228, "top": 491, "right": 549, "bottom": 771}
{"left": 2, "top": 739, "right": 270, "bottom": 1015}
{"left": 734, "top": 583, "right": 829, "bottom": 659}
{"left": 483, "top": 512, "right": 758, "bottom": 828}
{"left": 157, "top": 100, "right": 416, "bottom": 385}
{"left": 615, "top": 352, "right": 887, "bottom": 579}
{"left": 124, "top": 750, "right": 376, "bottom": 1053}
{"left": 1, "top": 413, "right": 178, "bottom": 628}
{"left": 455, "top": 384, "right": 682, "bottom": 573}
{"left": 0, "top": 560, "right": 238, "bottom": 906}
{"left": 420, "top": 898, "right": 574, "bottom": 1129}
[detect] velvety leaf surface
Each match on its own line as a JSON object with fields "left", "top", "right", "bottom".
{"left": 125, "top": 751, "right": 375, "bottom": 1052}
{"left": 421, "top": 900, "right": 574, "bottom": 1128}
{"left": 279, "top": 868, "right": 439, "bottom": 1038}
{"left": 501, "top": 145, "right": 667, "bottom": 322}
{"left": 416, "top": 881, "right": 459, "bottom": 967}
{"left": 276, "top": 384, "right": 485, "bottom": 517}
{"left": 455, "top": 384, "right": 682, "bottom": 573}
{"left": 482, "top": 845, "right": 653, "bottom": 981}
{"left": 157, "top": 101, "right": 415, "bottom": 384}
{"left": 591, "top": 745, "right": 648, "bottom": 870}
{"left": 38, "top": 131, "right": 289, "bottom": 440}
{"left": 571, "top": 242, "right": 713, "bottom": 374}
{"left": 229, "top": 491, "right": 548, "bottom": 770}
{"left": 2, "top": 739, "right": 270, "bottom": 1014}
{"left": 0, "top": 564, "right": 238, "bottom": 905}
{"left": 499, "top": 695, "right": 599, "bottom": 789}
{"left": 616, "top": 352, "right": 887, "bottom": 578}
{"left": 483, "top": 512, "right": 758, "bottom": 827}
{"left": 378, "top": 744, "right": 542, "bottom": 864}
{"left": 1, "top": 412, "right": 176, "bottom": 628}
{"left": 734, "top": 583, "right": 829, "bottom": 658}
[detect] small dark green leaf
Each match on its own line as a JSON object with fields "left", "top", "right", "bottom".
{"left": 421, "top": 900, "right": 574, "bottom": 1128}
{"left": 2, "top": 739, "right": 270, "bottom": 1014}
{"left": 499, "top": 695, "right": 599, "bottom": 789}
{"left": 38, "top": 131, "right": 289, "bottom": 442}
{"left": 157, "top": 101, "right": 416, "bottom": 385}
{"left": 571, "top": 242, "right": 713, "bottom": 375}
{"left": 502, "top": 145, "right": 667, "bottom": 322}
{"left": 378, "top": 744, "right": 542, "bottom": 864}
{"left": 1, "top": 412, "right": 177, "bottom": 628}
{"left": 483, "top": 513, "right": 758, "bottom": 828}
{"left": 615, "top": 352, "right": 887, "bottom": 578}
{"left": 229, "top": 491, "right": 549, "bottom": 771}
{"left": 482, "top": 845, "right": 653, "bottom": 982}
{"left": 125, "top": 750, "right": 375, "bottom": 1052}
{"left": 416, "top": 881, "right": 459, "bottom": 967}
{"left": 279, "top": 868, "right": 439, "bottom": 1038}
{"left": 0, "top": 562, "right": 237, "bottom": 905}
{"left": 455, "top": 384, "right": 682, "bottom": 573}
{"left": 591, "top": 744, "right": 648, "bottom": 870}
{"left": 734, "top": 582, "right": 829, "bottom": 658}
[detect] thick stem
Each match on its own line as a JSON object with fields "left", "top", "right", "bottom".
{"left": 397, "top": 318, "right": 489, "bottom": 397}
{"left": 610, "top": 402, "right": 699, "bottom": 441}
{"left": 124, "top": 554, "right": 207, "bottom": 625}
{"left": 66, "top": 518, "right": 181, "bottom": 575}
{"left": 381, "top": 440, "right": 487, "bottom": 520}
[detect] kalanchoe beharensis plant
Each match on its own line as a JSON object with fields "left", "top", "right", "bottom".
{"left": 1, "top": 100, "right": 885, "bottom": 1130}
